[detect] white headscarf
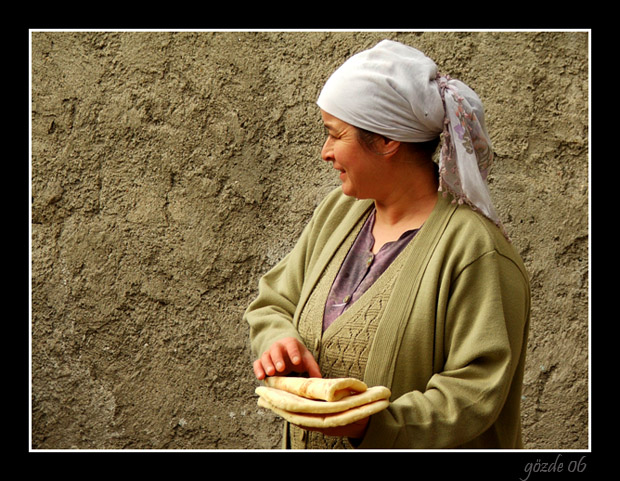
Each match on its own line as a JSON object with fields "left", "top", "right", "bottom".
{"left": 317, "top": 39, "right": 505, "bottom": 236}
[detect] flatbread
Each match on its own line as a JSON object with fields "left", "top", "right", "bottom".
{"left": 264, "top": 376, "right": 367, "bottom": 402}
{"left": 255, "top": 385, "right": 391, "bottom": 414}
{"left": 257, "top": 397, "right": 390, "bottom": 428}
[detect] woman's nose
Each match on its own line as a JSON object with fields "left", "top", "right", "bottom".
{"left": 321, "top": 138, "right": 334, "bottom": 162}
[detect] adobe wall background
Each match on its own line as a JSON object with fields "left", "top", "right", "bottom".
{"left": 30, "top": 31, "right": 589, "bottom": 449}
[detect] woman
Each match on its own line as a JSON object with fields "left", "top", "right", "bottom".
{"left": 245, "top": 40, "right": 530, "bottom": 449}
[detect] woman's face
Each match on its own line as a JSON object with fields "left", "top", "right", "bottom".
{"left": 320, "top": 110, "right": 385, "bottom": 199}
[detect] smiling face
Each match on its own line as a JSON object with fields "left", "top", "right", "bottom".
{"left": 320, "top": 110, "right": 388, "bottom": 200}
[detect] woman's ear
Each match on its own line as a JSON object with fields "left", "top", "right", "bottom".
{"left": 376, "top": 137, "right": 401, "bottom": 157}
{"left": 356, "top": 128, "right": 401, "bottom": 157}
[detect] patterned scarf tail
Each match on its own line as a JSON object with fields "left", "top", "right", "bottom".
{"left": 437, "top": 75, "right": 509, "bottom": 240}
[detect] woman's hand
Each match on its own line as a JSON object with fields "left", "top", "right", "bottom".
{"left": 253, "top": 337, "right": 322, "bottom": 380}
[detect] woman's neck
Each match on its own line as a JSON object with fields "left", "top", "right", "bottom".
{"left": 370, "top": 158, "right": 438, "bottom": 253}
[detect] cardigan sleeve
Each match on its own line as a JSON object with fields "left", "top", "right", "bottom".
{"left": 358, "top": 249, "right": 530, "bottom": 449}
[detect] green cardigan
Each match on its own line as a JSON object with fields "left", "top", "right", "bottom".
{"left": 245, "top": 187, "right": 530, "bottom": 449}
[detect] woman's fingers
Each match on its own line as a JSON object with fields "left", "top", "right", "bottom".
{"left": 253, "top": 358, "right": 267, "bottom": 380}
{"left": 254, "top": 337, "right": 322, "bottom": 379}
{"left": 301, "top": 348, "right": 322, "bottom": 378}
{"left": 261, "top": 349, "right": 279, "bottom": 376}
{"left": 279, "top": 337, "right": 302, "bottom": 368}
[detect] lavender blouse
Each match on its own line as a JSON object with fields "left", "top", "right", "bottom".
{"left": 322, "top": 208, "right": 420, "bottom": 331}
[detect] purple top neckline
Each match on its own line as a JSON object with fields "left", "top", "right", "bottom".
{"left": 322, "top": 208, "right": 420, "bottom": 331}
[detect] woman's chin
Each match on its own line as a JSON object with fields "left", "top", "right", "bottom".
{"left": 340, "top": 183, "right": 354, "bottom": 197}
{"left": 340, "top": 184, "right": 363, "bottom": 199}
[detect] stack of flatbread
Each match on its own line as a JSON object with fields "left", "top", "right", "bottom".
{"left": 255, "top": 376, "right": 391, "bottom": 429}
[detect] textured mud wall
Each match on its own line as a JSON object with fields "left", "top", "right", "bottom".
{"left": 30, "top": 31, "right": 589, "bottom": 449}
